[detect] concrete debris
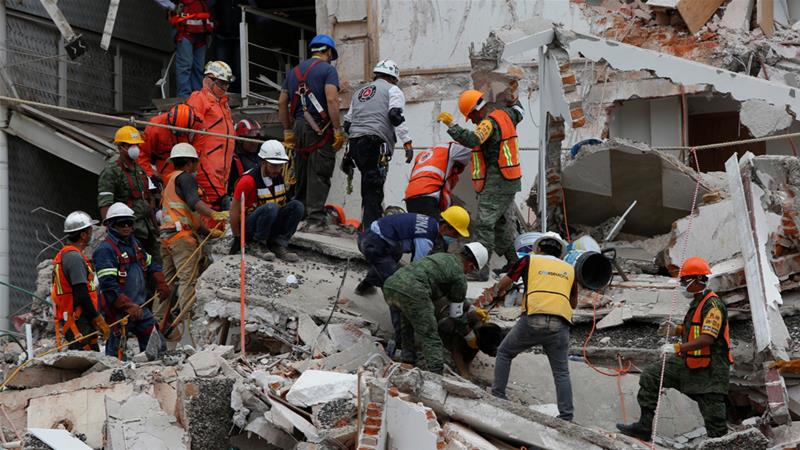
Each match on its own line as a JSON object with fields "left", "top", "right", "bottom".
{"left": 106, "top": 393, "right": 188, "bottom": 449}
{"left": 176, "top": 377, "right": 235, "bottom": 450}
{"left": 696, "top": 427, "right": 769, "bottom": 450}
{"left": 286, "top": 370, "right": 357, "bottom": 407}
{"left": 385, "top": 395, "right": 442, "bottom": 449}
{"left": 740, "top": 99, "right": 794, "bottom": 138}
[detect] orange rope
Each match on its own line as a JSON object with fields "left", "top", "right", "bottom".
{"left": 239, "top": 191, "right": 247, "bottom": 359}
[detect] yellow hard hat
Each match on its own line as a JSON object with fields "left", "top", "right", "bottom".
{"left": 114, "top": 125, "right": 144, "bottom": 144}
{"left": 458, "top": 90, "right": 486, "bottom": 118}
{"left": 441, "top": 205, "right": 470, "bottom": 237}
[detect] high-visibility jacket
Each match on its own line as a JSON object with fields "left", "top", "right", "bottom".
{"left": 471, "top": 109, "right": 521, "bottom": 193}
{"left": 186, "top": 86, "right": 234, "bottom": 208}
{"left": 683, "top": 291, "right": 734, "bottom": 369}
{"left": 523, "top": 254, "right": 575, "bottom": 323}
{"left": 404, "top": 144, "right": 468, "bottom": 211}
{"left": 160, "top": 170, "right": 202, "bottom": 245}
{"left": 169, "top": 0, "right": 214, "bottom": 36}
{"left": 52, "top": 246, "right": 100, "bottom": 348}
{"left": 240, "top": 169, "right": 288, "bottom": 214}
{"left": 138, "top": 112, "right": 187, "bottom": 179}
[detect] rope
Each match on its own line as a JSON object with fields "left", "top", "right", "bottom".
{"left": 650, "top": 148, "right": 703, "bottom": 445}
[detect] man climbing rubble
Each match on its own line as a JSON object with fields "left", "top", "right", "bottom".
{"left": 138, "top": 103, "right": 201, "bottom": 184}
{"left": 51, "top": 211, "right": 110, "bottom": 351}
{"left": 480, "top": 232, "right": 576, "bottom": 422}
{"left": 382, "top": 242, "right": 488, "bottom": 374}
{"left": 404, "top": 142, "right": 472, "bottom": 219}
{"left": 186, "top": 60, "right": 236, "bottom": 214}
{"left": 99, "top": 125, "right": 161, "bottom": 265}
{"left": 157, "top": 143, "right": 227, "bottom": 341}
{"left": 617, "top": 256, "right": 732, "bottom": 441}
{"left": 437, "top": 89, "right": 524, "bottom": 281}
{"left": 229, "top": 140, "right": 303, "bottom": 262}
{"left": 341, "top": 59, "right": 413, "bottom": 230}
{"left": 94, "top": 203, "right": 171, "bottom": 359}
{"left": 278, "top": 34, "right": 344, "bottom": 232}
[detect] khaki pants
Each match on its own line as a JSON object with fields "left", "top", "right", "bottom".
{"left": 158, "top": 236, "right": 202, "bottom": 341}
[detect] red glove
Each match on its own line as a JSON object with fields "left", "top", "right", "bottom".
{"left": 151, "top": 272, "right": 172, "bottom": 303}
{"left": 114, "top": 294, "right": 143, "bottom": 321}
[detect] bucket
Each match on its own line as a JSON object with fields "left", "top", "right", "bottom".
{"left": 564, "top": 249, "right": 613, "bottom": 291}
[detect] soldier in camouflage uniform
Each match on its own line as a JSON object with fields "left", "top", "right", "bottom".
{"left": 98, "top": 126, "right": 161, "bottom": 265}
{"left": 618, "top": 257, "right": 732, "bottom": 440}
{"left": 382, "top": 243, "right": 487, "bottom": 374}
{"left": 437, "top": 90, "right": 524, "bottom": 280}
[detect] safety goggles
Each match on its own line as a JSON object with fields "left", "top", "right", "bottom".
{"left": 115, "top": 219, "right": 135, "bottom": 228}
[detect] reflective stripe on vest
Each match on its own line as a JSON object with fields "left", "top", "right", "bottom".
{"left": 470, "top": 109, "right": 521, "bottom": 193}
{"left": 169, "top": 0, "right": 213, "bottom": 35}
{"left": 243, "top": 170, "right": 287, "bottom": 214}
{"left": 684, "top": 291, "right": 734, "bottom": 369}
{"left": 51, "top": 246, "right": 100, "bottom": 348}
{"left": 523, "top": 254, "right": 575, "bottom": 323}
{"left": 405, "top": 146, "right": 450, "bottom": 200}
{"left": 160, "top": 170, "right": 202, "bottom": 236}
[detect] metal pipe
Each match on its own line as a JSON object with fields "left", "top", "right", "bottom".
{"left": 0, "top": 0, "right": 9, "bottom": 328}
{"left": 537, "top": 46, "right": 547, "bottom": 233}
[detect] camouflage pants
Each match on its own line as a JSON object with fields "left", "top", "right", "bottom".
{"left": 475, "top": 187, "right": 516, "bottom": 258}
{"left": 383, "top": 288, "right": 443, "bottom": 373}
{"left": 638, "top": 357, "right": 728, "bottom": 438}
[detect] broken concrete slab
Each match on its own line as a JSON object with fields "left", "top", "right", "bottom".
{"left": 326, "top": 323, "right": 376, "bottom": 352}
{"left": 286, "top": 370, "right": 358, "bottom": 407}
{"left": 443, "top": 422, "right": 499, "bottom": 450}
{"left": 720, "top": 0, "right": 754, "bottom": 30}
{"left": 105, "top": 393, "right": 188, "bottom": 450}
{"left": 268, "top": 400, "right": 321, "bottom": 442}
{"left": 186, "top": 350, "right": 226, "bottom": 378}
{"left": 27, "top": 428, "right": 92, "bottom": 450}
{"left": 665, "top": 199, "right": 738, "bottom": 271}
{"left": 176, "top": 377, "right": 235, "bottom": 450}
{"left": 292, "top": 231, "right": 363, "bottom": 261}
{"left": 740, "top": 99, "right": 793, "bottom": 138}
{"left": 596, "top": 303, "right": 633, "bottom": 330}
{"left": 385, "top": 395, "right": 441, "bottom": 449}
{"left": 696, "top": 427, "right": 768, "bottom": 450}
{"left": 311, "top": 397, "right": 357, "bottom": 429}
{"left": 299, "top": 339, "right": 388, "bottom": 373}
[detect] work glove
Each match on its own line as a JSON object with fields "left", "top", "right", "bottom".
{"left": 92, "top": 315, "right": 111, "bottom": 340}
{"left": 404, "top": 141, "right": 414, "bottom": 164}
{"left": 114, "top": 294, "right": 143, "bottom": 321}
{"left": 437, "top": 112, "right": 454, "bottom": 127}
{"left": 473, "top": 307, "right": 490, "bottom": 323}
{"left": 209, "top": 228, "right": 225, "bottom": 239}
{"left": 464, "top": 329, "right": 478, "bottom": 350}
{"left": 333, "top": 130, "right": 347, "bottom": 151}
{"left": 659, "top": 343, "right": 680, "bottom": 355}
{"left": 283, "top": 130, "right": 296, "bottom": 151}
{"left": 151, "top": 272, "right": 172, "bottom": 304}
{"left": 211, "top": 210, "right": 229, "bottom": 222}
{"left": 657, "top": 321, "right": 683, "bottom": 337}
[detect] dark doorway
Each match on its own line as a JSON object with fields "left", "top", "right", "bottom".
{"left": 688, "top": 111, "right": 766, "bottom": 172}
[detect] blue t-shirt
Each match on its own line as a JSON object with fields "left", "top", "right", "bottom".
{"left": 282, "top": 57, "right": 339, "bottom": 121}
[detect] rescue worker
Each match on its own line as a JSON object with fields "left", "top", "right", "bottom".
{"left": 341, "top": 59, "right": 413, "bottom": 229}
{"left": 155, "top": 0, "right": 214, "bottom": 98}
{"left": 382, "top": 242, "right": 489, "bottom": 373}
{"left": 277, "top": 34, "right": 344, "bottom": 232}
{"left": 435, "top": 300, "right": 501, "bottom": 378}
{"left": 438, "top": 90, "right": 524, "bottom": 281}
{"left": 480, "top": 232, "right": 576, "bottom": 421}
{"left": 229, "top": 140, "right": 303, "bottom": 262}
{"left": 404, "top": 142, "right": 472, "bottom": 219}
{"left": 99, "top": 125, "right": 161, "bottom": 265}
{"left": 51, "top": 211, "right": 110, "bottom": 351}
{"left": 158, "top": 143, "right": 227, "bottom": 339}
{"left": 227, "top": 119, "right": 262, "bottom": 194}
{"left": 617, "top": 257, "right": 732, "bottom": 440}
{"left": 186, "top": 61, "right": 236, "bottom": 213}
{"left": 138, "top": 103, "right": 201, "bottom": 183}
{"left": 93, "top": 203, "right": 171, "bottom": 359}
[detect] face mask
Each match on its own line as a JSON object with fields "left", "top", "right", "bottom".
{"left": 443, "top": 236, "right": 456, "bottom": 246}
{"left": 680, "top": 287, "right": 695, "bottom": 299}
{"left": 127, "top": 145, "right": 140, "bottom": 160}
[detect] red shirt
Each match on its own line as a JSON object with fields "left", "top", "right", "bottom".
{"left": 233, "top": 174, "right": 259, "bottom": 211}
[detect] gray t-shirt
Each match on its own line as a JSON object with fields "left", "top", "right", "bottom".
{"left": 61, "top": 249, "right": 88, "bottom": 286}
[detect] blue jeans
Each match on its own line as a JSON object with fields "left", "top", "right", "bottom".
{"left": 245, "top": 201, "right": 304, "bottom": 248}
{"left": 175, "top": 35, "right": 206, "bottom": 98}
{"left": 492, "top": 314, "right": 574, "bottom": 421}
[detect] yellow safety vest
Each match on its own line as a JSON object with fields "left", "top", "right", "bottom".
{"left": 523, "top": 254, "right": 575, "bottom": 323}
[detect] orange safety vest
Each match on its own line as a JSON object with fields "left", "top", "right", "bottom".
{"left": 683, "top": 291, "right": 734, "bottom": 369}
{"left": 471, "top": 109, "right": 521, "bottom": 193}
{"left": 160, "top": 170, "right": 203, "bottom": 245}
{"left": 51, "top": 246, "right": 100, "bottom": 349}
{"left": 405, "top": 145, "right": 466, "bottom": 211}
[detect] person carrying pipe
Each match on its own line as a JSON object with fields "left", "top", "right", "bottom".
{"left": 382, "top": 242, "right": 489, "bottom": 374}
{"left": 478, "top": 232, "right": 577, "bottom": 422}
{"left": 617, "top": 257, "right": 732, "bottom": 441}
{"left": 435, "top": 301, "right": 503, "bottom": 379}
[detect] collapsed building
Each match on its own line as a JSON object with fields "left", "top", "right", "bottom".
{"left": 6, "top": 0, "right": 800, "bottom": 449}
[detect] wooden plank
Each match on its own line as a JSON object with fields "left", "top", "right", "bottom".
{"left": 758, "top": 0, "right": 775, "bottom": 36}
{"left": 676, "top": 0, "right": 726, "bottom": 33}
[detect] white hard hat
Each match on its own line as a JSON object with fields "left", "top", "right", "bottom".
{"left": 204, "top": 60, "right": 235, "bottom": 82}
{"left": 258, "top": 140, "right": 289, "bottom": 164}
{"left": 64, "top": 211, "right": 98, "bottom": 233}
{"left": 537, "top": 232, "right": 567, "bottom": 258}
{"left": 373, "top": 59, "right": 400, "bottom": 81}
{"left": 464, "top": 242, "right": 489, "bottom": 270}
{"left": 170, "top": 142, "right": 198, "bottom": 160}
{"left": 104, "top": 202, "right": 135, "bottom": 223}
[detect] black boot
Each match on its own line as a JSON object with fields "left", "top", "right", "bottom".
{"left": 616, "top": 410, "right": 654, "bottom": 442}
{"left": 354, "top": 280, "right": 376, "bottom": 296}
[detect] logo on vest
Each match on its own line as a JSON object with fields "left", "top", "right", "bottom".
{"left": 417, "top": 151, "right": 433, "bottom": 164}
{"left": 538, "top": 270, "right": 570, "bottom": 280}
{"left": 358, "top": 85, "right": 377, "bottom": 102}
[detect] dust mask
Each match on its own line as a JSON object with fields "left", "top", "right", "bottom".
{"left": 443, "top": 236, "right": 456, "bottom": 246}
{"left": 127, "top": 145, "right": 140, "bottom": 160}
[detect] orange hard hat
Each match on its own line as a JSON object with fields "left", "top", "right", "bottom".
{"left": 680, "top": 257, "right": 712, "bottom": 277}
{"left": 167, "top": 104, "right": 198, "bottom": 130}
{"left": 458, "top": 90, "right": 486, "bottom": 118}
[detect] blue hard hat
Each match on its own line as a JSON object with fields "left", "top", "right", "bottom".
{"left": 308, "top": 34, "right": 338, "bottom": 61}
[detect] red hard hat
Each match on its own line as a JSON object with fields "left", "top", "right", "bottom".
{"left": 680, "top": 256, "right": 712, "bottom": 277}
{"left": 235, "top": 119, "right": 262, "bottom": 137}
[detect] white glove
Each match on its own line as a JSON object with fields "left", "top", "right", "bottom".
{"left": 449, "top": 302, "right": 464, "bottom": 318}
{"left": 660, "top": 343, "right": 678, "bottom": 355}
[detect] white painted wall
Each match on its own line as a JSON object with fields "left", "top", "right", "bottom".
{"left": 608, "top": 97, "right": 683, "bottom": 149}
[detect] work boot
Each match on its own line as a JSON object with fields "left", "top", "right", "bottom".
{"left": 271, "top": 245, "right": 299, "bottom": 263}
{"left": 616, "top": 421, "right": 652, "bottom": 442}
{"left": 248, "top": 242, "right": 275, "bottom": 261}
{"left": 467, "top": 265, "right": 490, "bottom": 282}
{"left": 354, "top": 280, "right": 376, "bottom": 296}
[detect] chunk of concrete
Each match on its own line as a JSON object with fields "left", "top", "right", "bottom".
{"left": 186, "top": 351, "right": 225, "bottom": 378}
{"left": 243, "top": 416, "right": 296, "bottom": 449}
{"left": 696, "top": 427, "right": 768, "bottom": 450}
{"left": 665, "top": 199, "right": 738, "bottom": 271}
{"left": 326, "top": 323, "right": 375, "bottom": 351}
{"left": 176, "top": 377, "right": 235, "bottom": 450}
{"left": 286, "top": 370, "right": 357, "bottom": 407}
{"left": 311, "top": 397, "right": 357, "bottom": 429}
{"left": 268, "top": 401, "right": 320, "bottom": 442}
{"left": 443, "top": 422, "right": 498, "bottom": 450}
{"left": 292, "top": 231, "right": 363, "bottom": 260}
{"left": 385, "top": 396, "right": 441, "bottom": 450}
{"left": 595, "top": 303, "right": 633, "bottom": 330}
{"left": 301, "top": 339, "right": 387, "bottom": 373}
{"left": 105, "top": 393, "right": 188, "bottom": 450}
{"left": 740, "top": 99, "right": 793, "bottom": 138}
{"left": 27, "top": 428, "right": 92, "bottom": 450}
{"left": 441, "top": 377, "right": 482, "bottom": 399}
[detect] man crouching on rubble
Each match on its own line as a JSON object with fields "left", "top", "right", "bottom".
{"left": 382, "top": 242, "right": 488, "bottom": 374}
{"left": 94, "top": 202, "right": 171, "bottom": 359}
{"left": 618, "top": 256, "right": 733, "bottom": 441}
